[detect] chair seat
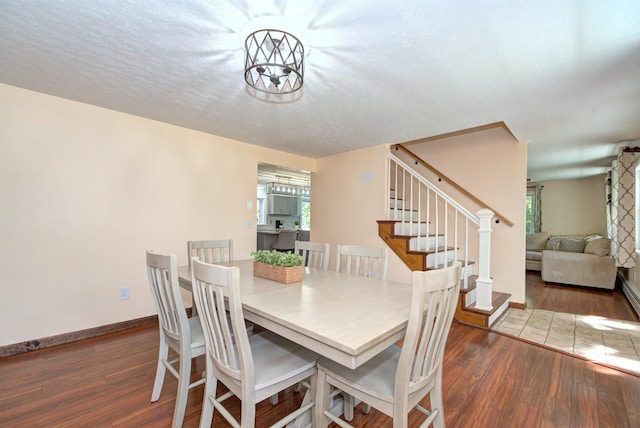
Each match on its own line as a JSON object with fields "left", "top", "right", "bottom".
{"left": 318, "top": 345, "right": 400, "bottom": 403}
{"left": 250, "top": 331, "right": 318, "bottom": 390}
{"left": 188, "top": 317, "right": 205, "bottom": 349}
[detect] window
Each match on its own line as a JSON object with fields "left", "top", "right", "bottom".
{"left": 257, "top": 185, "right": 266, "bottom": 225}
{"left": 525, "top": 191, "right": 534, "bottom": 234}
{"left": 300, "top": 198, "right": 311, "bottom": 230}
{"left": 526, "top": 185, "right": 543, "bottom": 233}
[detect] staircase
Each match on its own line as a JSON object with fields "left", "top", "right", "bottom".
{"left": 380, "top": 148, "right": 510, "bottom": 328}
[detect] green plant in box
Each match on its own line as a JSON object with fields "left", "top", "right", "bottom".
{"left": 250, "top": 250, "right": 303, "bottom": 267}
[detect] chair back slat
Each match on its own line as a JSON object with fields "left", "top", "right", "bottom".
{"left": 191, "top": 258, "right": 251, "bottom": 383}
{"left": 399, "top": 263, "right": 460, "bottom": 392}
{"left": 336, "top": 245, "right": 388, "bottom": 280}
{"left": 146, "top": 251, "right": 187, "bottom": 342}
{"left": 295, "top": 240, "right": 330, "bottom": 271}
{"left": 187, "top": 240, "right": 233, "bottom": 268}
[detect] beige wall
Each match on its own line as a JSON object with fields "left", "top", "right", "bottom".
{"left": 535, "top": 175, "right": 607, "bottom": 235}
{"left": 310, "top": 125, "right": 530, "bottom": 306}
{"left": 0, "top": 84, "right": 315, "bottom": 346}
{"left": 311, "top": 144, "right": 413, "bottom": 284}
{"left": 404, "top": 125, "right": 528, "bottom": 303}
{"left": 0, "top": 84, "right": 529, "bottom": 346}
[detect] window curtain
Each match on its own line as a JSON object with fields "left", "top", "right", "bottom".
{"left": 611, "top": 150, "right": 636, "bottom": 268}
{"left": 528, "top": 185, "right": 543, "bottom": 233}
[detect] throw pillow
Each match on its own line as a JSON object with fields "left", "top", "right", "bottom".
{"left": 585, "top": 234, "right": 602, "bottom": 241}
{"left": 526, "top": 232, "right": 549, "bottom": 251}
{"left": 584, "top": 237, "right": 611, "bottom": 256}
{"left": 556, "top": 238, "right": 587, "bottom": 253}
{"left": 545, "top": 237, "right": 562, "bottom": 251}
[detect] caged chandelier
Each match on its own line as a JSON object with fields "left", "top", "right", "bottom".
{"left": 244, "top": 29, "right": 304, "bottom": 94}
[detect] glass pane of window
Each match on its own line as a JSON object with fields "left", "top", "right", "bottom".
{"left": 301, "top": 199, "right": 311, "bottom": 230}
{"left": 525, "top": 193, "right": 534, "bottom": 234}
{"left": 257, "top": 184, "right": 267, "bottom": 225}
{"left": 257, "top": 198, "right": 266, "bottom": 224}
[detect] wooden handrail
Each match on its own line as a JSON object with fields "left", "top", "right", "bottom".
{"left": 392, "top": 144, "right": 514, "bottom": 227}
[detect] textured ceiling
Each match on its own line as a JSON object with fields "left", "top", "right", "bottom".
{"left": 1, "top": 1, "right": 639, "bottom": 182}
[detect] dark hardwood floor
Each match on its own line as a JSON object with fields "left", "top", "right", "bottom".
{"left": 1, "top": 276, "right": 639, "bottom": 427}
{"left": 3, "top": 324, "right": 640, "bottom": 427}
{"left": 525, "top": 270, "right": 638, "bottom": 321}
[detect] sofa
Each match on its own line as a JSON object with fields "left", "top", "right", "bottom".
{"left": 525, "top": 233, "right": 548, "bottom": 271}
{"left": 526, "top": 232, "right": 618, "bottom": 290}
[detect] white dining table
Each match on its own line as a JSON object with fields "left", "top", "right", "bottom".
{"left": 178, "top": 259, "right": 412, "bottom": 370}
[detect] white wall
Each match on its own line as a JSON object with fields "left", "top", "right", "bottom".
{"left": 534, "top": 176, "right": 607, "bottom": 235}
{"left": 0, "top": 84, "right": 315, "bottom": 346}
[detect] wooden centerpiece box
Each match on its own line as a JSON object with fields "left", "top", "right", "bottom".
{"left": 251, "top": 250, "right": 303, "bottom": 284}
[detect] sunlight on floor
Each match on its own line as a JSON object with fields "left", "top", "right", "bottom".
{"left": 493, "top": 308, "right": 640, "bottom": 375}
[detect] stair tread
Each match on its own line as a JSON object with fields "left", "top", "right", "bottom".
{"left": 426, "top": 260, "right": 476, "bottom": 269}
{"left": 459, "top": 275, "right": 478, "bottom": 292}
{"left": 407, "top": 246, "right": 457, "bottom": 255}
{"left": 464, "top": 291, "right": 511, "bottom": 315}
{"left": 389, "top": 207, "right": 419, "bottom": 212}
{"left": 394, "top": 233, "right": 443, "bottom": 238}
{"left": 377, "top": 220, "right": 430, "bottom": 225}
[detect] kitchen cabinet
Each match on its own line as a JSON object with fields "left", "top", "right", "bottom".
{"left": 267, "top": 195, "right": 299, "bottom": 215}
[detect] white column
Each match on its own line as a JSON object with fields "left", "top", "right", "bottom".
{"left": 475, "top": 209, "right": 494, "bottom": 311}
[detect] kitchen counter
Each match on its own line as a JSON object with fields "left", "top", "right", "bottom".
{"left": 257, "top": 229, "right": 305, "bottom": 250}
{"left": 258, "top": 230, "right": 281, "bottom": 235}
{"left": 258, "top": 228, "right": 299, "bottom": 234}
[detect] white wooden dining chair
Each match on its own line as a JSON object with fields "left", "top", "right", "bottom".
{"left": 315, "top": 263, "right": 461, "bottom": 428}
{"left": 334, "top": 244, "right": 389, "bottom": 419}
{"left": 191, "top": 258, "right": 319, "bottom": 428}
{"left": 188, "top": 239, "right": 255, "bottom": 349}
{"left": 336, "top": 244, "right": 389, "bottom": 280}
{"left": 146, "top": 251, "right": 206, "bottom": 428}
{"left": 187, "top": 239, "right": 233, "bottom": 317}
{"left": 187, "top": 239, "right": 233, "bottom": 269}
{"left": 295, "top": 240, "right": 330, "bottom": 271}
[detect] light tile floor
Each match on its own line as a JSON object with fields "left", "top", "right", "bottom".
{"left": 493, "top": 308, "right": 640, "bottom": 375}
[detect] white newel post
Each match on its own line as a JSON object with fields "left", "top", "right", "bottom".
{"left": 475, "top": 209, "right": 494, "bottom": 311}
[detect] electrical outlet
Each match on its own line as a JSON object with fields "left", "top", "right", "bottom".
{"left": 119, "top": 287, "right": 130, "bottom": 300}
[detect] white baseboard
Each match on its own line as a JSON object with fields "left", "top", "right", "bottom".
{"left": 619, "top": 272, "right": 640, "bottom": 317}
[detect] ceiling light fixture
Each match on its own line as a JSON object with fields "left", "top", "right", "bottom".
{"left": 244, "top": 29, "right": 304, "bottom": 94}
{"left": 266, "top": 182, "right": 310, "bottom": 197}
